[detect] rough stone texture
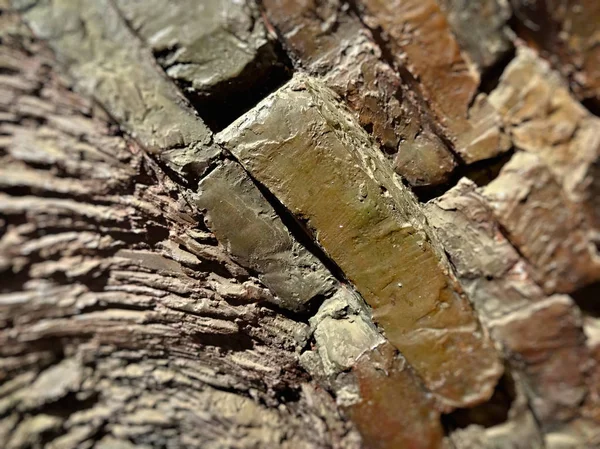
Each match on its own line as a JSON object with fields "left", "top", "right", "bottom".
{"left": 427, "top": 179, "right": 596, "bottom": 442}
{"left": 0, "top": 27, "right": 362, "bottom": 448}
{"left": 510, "top": 0, "right": 600, "bottom": 103}
{"left": 114, "top": 0, "right": 289, "bottom": 130}
{"left": 426, "top": 178, "right": 545, "bottom": 321}
{"left": 16, "top": 0, "right": 221, "bottom": 180}
{"left": 494, "top": 296, "right": 590, "bottom": 429}
{"left": 349, "top": 342, "right": 446, "bottom": 449}
{"left": 355, "top": 0, "right": 510, "bottom": 164}
{"left": 437, "top": 0, "right": 513, "bottom": 71}
{"left": 448, "top": 377, "right": 544, "bottom": 449}
{"left": 218, "top": 75, "right": 503, "bottom": 409}
{"left": 482, "top": 151, "right": 600, "bottom": 294}
{"left": 261, "top": 0, "right": 457, "bottom": 187}
{"left": 195, "top": 160, "right": 336, "bottom": 311}
{"left": 489, "top": 47, "right": 600, "bottom": 230}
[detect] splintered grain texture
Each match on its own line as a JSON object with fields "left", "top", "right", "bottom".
{"left": 18, "top": 0, "right": 220, "bottom": 175}
{"left": 218, "top": 76, "right": 502, "bottom": 408}
{"left": 196, "top": 161, "right": 336, "bottom": 311}
{"left": 261, "top": 0, "right": 457, "bottom": 187}
{"left": 349, "top": 343, "right": 445, "bottom": 449}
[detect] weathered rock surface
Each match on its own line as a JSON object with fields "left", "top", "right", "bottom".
{"left": 114, "top": 0, "right": 289, "bottom": 130}
{"left": 427, "top": 179, "right": 596, "bottom": 440}
{"left": 218, "top": 75, "right": 502, "bottom": 408}
{"left": 494, "top": 296, "right": 589, "bottom": 428}
{"left": 355, "top": 0, "right": 510, "bottom": 163}
{"left": 17, "top": 0, "right": 220, "bottom": 179}
{"left": 437, "top": 0, "right": 513, "bottom": 71}
{"left": 426, "top": 178, "right": 546, "bottom": 321}
{"left": 482, "top": 151, "right": 600, "bottom": 294}
{"left": 195, "top": 160, "right": 336, "bottom": 311}
{"left": 489, "top": 47, "right": 600, "bottom": 230}
{"left": 261, "top": 0, "right": 457, "bottom": 186}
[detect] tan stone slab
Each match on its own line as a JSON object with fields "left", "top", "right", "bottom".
{"left": 218, "top": 75, "right": 502, "bottom": 408}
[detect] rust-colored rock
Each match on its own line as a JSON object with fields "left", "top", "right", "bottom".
{"left": 349, "top": 343, "right": 446, "bottom": 449}
{"left": 218, "top": 75, "right": 502, "bottom": 408}
{"left": 261, "top": 0, "right": 456, "bottom": 186}
{"left": 510, "top": 0, "right": 600, "bottom": 103}
{"left": 493, "top": 296, "right": 589, "bottom": 428}
{"left": 356, "top": 0, "right": 510, "bottom": 163}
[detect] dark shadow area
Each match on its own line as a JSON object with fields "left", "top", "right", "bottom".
{"left": 572, "top": 282, "right": 600, "bottom": 317}
{"left": 443, "top": 372, "right": 516, "bottom": 430}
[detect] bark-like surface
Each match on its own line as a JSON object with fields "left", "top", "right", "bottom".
{"left": 2, "top": 0, "right": 600, "bottom": 448}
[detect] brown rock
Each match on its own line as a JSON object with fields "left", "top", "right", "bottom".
{"left": 349, "top": 343, "right": 446, "bottom": 449}
{"left": 356, "top": 0, "right": 510, "bottom": 163}
{"left": 218, "top": 75, "right": 502, "bottom": 408}
{"left": 261, "top": 0, "right": 456, "bottom": 186}
{"left": 510, "top": 0, "right": 600, "bottom": 103}
{"left": 493, "top": 295, "right": 589, "bottom": 427}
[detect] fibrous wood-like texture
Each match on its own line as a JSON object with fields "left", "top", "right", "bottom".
{"left": 2, "top": 0, "right": 600, "bottom": 448}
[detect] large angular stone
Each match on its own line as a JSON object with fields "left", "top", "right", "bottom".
{"left": 195, "top": 161, "right": 336, "bottom": 311}
{"left": 218, "top": 75, "right": 502, "bottom": 408}
{"left": 482, "top": 152, "right": 600, "bottom": 294}
{"left": 356, "top": 0, "right": 510, "bottom": 163}
{"left": 18, "top": 0, "right": 220, "bottom": 178}
{"left": 349, "top": 343, "right": 446, "bottom": 449}
{"left": 115, "top": 0, "right": 277, "bottom": 96}
{"left": 261, "top": 0, "right": 456, "bottom": 187}
{"left": 489, "top": 47, "right": 600, "bottom": 229}
{"left": 437, "top": 0, "right": 513, "bottom": 71}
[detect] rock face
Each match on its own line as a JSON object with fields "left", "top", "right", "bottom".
{"left": 113, "top": 0, "right": 289, "bottom": 129}
{"left": 510, "top": 0, "right": 600, "bottom": 103}
{"left": 195, "top": 160, "right": 336, "bottom": 311}
{"left": 355, "top": 0, "right": 510, "bottom": 163}
{"left": 16, "top": 0, "right": 220, "bottom": 179}
{"left": 437, "top": 0, "right": 513, "bottom": 71}
{"left": 261, "top": 0, "right": 457, "bottom": 187}
{"left": 218, "top": 74, "right": 502, "bottom": 409}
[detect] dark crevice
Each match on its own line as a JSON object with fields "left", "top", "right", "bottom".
{"left": 443, "top": 371, "right": 516, "bottom": 431}
{"left": 174, "top": 41, "right": 294, "bottom": 132}
{"left": 416, "top": 149, "right": 514, "bottom": 203}
{"left": 479, "top": 45, "right": 516, "bottom": 95}
{"left": 571, "top": 282, "right": 600, "bottom": 318}
{"left": 244, "top": 165, "right": 350, "bottom": 286}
